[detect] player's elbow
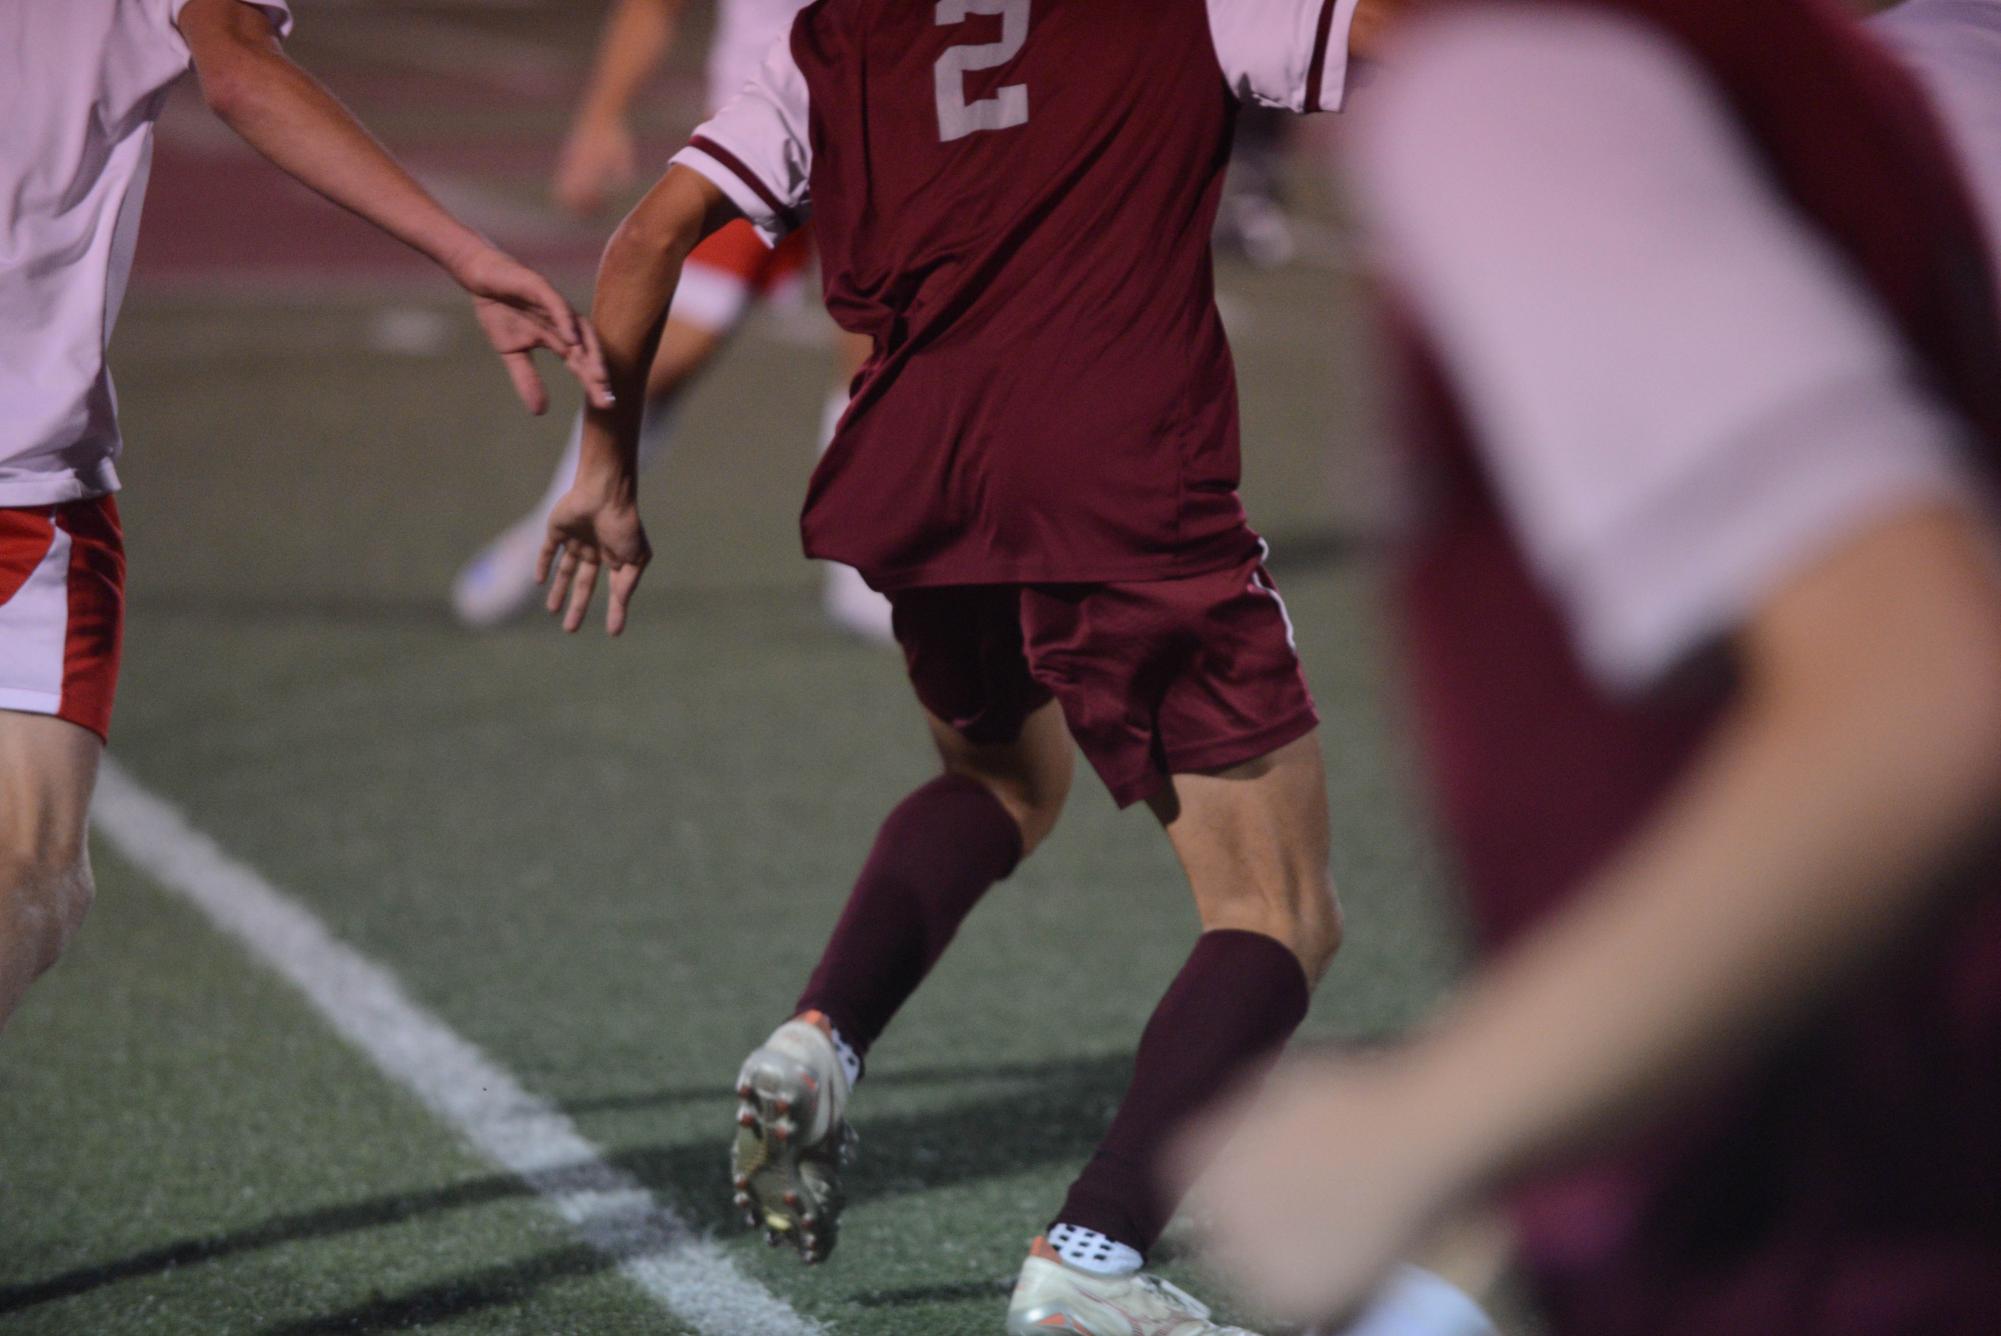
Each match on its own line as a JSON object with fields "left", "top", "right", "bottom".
{"left": 194, "top": 50, "right": 265, "bottom": 122}
{"left": 605, "top": 210, "right": 698, "bottom": 284}
{"left": 1924, "top": 589, "right": 2001, "bottom": 801}
{"left": 1755, "top": 502, "right": 2001, "bottom": 825}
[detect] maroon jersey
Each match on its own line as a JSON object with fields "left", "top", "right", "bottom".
{"left": 1367, "top": 0, "right": 2001, "bottom": 1330}
{"left": 672, "top": 0, "right": 1356, "bottom": 589}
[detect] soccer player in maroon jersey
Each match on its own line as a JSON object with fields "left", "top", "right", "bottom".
{"left": 537, "top": 0, "right": 1371, "bottom": 1330}
{"left": 1179, "top": 2, "right": 2001, "bottom": 1333}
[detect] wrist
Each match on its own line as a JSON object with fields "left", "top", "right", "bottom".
{"left": 572, "top": 103, "right": 632, "bottom": 139}
{"left": 437, "top": 229, "right": 498, "bottom": 290}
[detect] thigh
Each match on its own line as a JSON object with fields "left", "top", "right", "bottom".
{"left": 0, "top": 710, "right": 102, "bottom": 867}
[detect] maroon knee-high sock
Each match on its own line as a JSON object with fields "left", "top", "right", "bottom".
{"left": 794, "top": 774, "right": 1023, "bottom": 1059}
{"left": 1054, "top": 928, "right": 1310, "bottom": 1256}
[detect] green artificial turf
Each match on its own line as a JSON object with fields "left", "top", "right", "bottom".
{"left": 2, "top": 6, "right": 1487, "bottom": 1329}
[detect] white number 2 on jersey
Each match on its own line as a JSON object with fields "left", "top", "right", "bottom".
{"left": 933, "top": 0, "right": 1030, "bottom": 144}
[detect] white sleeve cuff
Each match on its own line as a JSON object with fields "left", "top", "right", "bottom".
{"left": 1317, "top": 0, "right": 1364, "bottom": 112}
{"left": 1561, "top": 375, "right": 1979, "bottom": 693}
{"left": 672, "top": 144, "right": 796, "bottom": 250}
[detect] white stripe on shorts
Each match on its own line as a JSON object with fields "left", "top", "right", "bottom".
{"left": 0, "top": 519, "right": 73, "bottom": 716}
{"left": 1252, "top": 538, "right": 1299, "bottom": 651}
{"left": 670, "top": 263, "right": 755, "bottom": 334}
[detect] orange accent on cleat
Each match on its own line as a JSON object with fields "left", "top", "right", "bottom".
{"left": 1036, "top": 1317, "right": 1085, "bottom": 1331}
{"left": 1028, "top": 1235, "right": 1063, "bottom": 1264}
{"left": 795, "top": 1009, "right": 834, "bottom": 1037}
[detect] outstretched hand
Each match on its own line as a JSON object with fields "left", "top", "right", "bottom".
{"left": 1170, "top": 1051, "right": 1468, "bottom": 1329}
{"left": 454, "top": 245, "right": 615, "bottom": 415}
{"left": 553, "top": 115, "right": 639, "bottom": 218}
{"left": 539, "top": 479, "right": 651, "bottom": 636}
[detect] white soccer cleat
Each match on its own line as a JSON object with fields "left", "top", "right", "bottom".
{"left": 1007, "top": 1236, "right": 1264, "bottom": 1336}
{"left": 731, "top": 1012, "right": 856, "bottom": 1265}
{"left": 822, "top": 560, "right": 895, "bottom": 643}
{"left": 450, "top": 511, "right": 549, "bottom": 630}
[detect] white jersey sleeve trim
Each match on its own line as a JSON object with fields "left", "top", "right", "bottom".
{"left": 1208, "top": 0, "right": 1361, "bottom": 113}
{"left": 1356, "top": 4, "right": 1980, "bottom": 693}
{"left": 670, "top": 32, "right": 812, "bottom": 246}
{"left": 167, "top": 0, "right": 296, "bottom": 40}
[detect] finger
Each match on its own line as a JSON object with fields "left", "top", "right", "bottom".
{"left": 503, "top": 350, "right": 551, "bottom": 416}
{"left": 563, "top": 555, "right": 602, "bottom": 634}
{"left": 606, "top": 559, "right": 645, "bottom": 636}
{"left": 524, "top": 272, "right": 583, "bottom": 350}
{"left": 536, "top": 534, "right": 561, "bottom": 586}
{"left": 547, "top": 544, "right": 582, "bottom": 615}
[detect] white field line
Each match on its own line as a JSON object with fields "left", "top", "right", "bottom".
{"left": 90, "top": 759, "right": 822, "bottom": 1336}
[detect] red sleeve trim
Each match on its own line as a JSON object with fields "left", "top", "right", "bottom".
{"left": 1304, "top": 0, "right": 1340, "bottom": 113}
{"left": 687, "top": 135, "right": 803, "bottom": 232}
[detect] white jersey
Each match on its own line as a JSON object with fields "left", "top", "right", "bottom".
{"left": 1353, "top": 5, "right": 1981, "bottom": 692}
{"left": 0, "top": 0, "right": 293, "bottom": 508}
{"left": 706, "top": 0, "right": 814, "bottom": 115}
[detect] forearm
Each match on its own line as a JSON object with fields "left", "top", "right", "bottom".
{"left": 1406, "top": 506, "right": 2001, "bottom": 1190}
{"left": 577, "top": 166, "right": 733, "bottom": 486}
{"left": 574, "top": 0, "right": 681, "bottom": 130}
{"left": 199, "top": 45, "right": 486, "bottom": 279}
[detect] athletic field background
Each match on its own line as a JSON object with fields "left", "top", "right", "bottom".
{"left": 0, "top": 3, "right": 1504, "bottom": 1332}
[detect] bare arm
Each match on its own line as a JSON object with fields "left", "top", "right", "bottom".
{"left": 177, "top": 0, "right": 610, "bottom": 413}
{"left": 1187, "top": 501, "right": 2001, "bottom": 1323}
{"left": 555, "top": 0, "right": 688, "bottom": 216}
{"left": 537, "top": 165, "right": 741, "bottom": 634}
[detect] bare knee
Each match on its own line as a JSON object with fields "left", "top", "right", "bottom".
{"left": 2, "top": 847, "right": 95, "bottom": 977}
{"left": 931, "top": 704, "right": 1075, "bottom": 860}
{"left": 1290, "top": 870, "right": 1343, "bottom": 982}
{"left": 943, "top": 752, "right": 1071, "bottom": 858}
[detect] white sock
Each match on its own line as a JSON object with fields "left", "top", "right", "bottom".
{"left": 828, "top": 1025, "right": 863, "bottom": 1090}
{"left": 1048, "top": 1222, "right": 1142, "bottom": 1276}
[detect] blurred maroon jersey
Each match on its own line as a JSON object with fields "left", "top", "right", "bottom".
{"left": 1374, "top": 0, "right": 2001, "bottom": 1331}
{"left": 672, "top": 0, "right": 1356, "bottom": 589}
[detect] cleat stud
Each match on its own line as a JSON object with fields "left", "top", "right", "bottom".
{"left": 772, "top": 1097, "right": 792, "bottom": 1115}
{"left": 782, "top": 1191, "right": 800, "bottom": 1208}
{"left": 733, "top": 1192, "right": 753, "bottom": 1209}
{"left": 737, "top": 1110, "right": 757, "bottom": 1128}
{"left": 735, "top": 1080, "right": 754, "bottom": 1098}
{"left": 771, "top": 1124, "right": 791, "bottom": 1143}
{"left": 733, "top": 1174, "right": 750, "bottom": 1190}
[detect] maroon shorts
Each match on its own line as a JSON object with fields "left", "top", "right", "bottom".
{"left": 890, "top": 553, "right": 1319, "bottom": 807}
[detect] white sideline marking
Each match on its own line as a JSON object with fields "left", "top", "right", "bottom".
{"left": 91, "top": 760, "right": 822, "bottom": 1336}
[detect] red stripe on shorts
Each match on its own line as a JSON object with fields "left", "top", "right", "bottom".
{"left": 54, "top": 497, "right": 125, "bottom": 743}
{"left": 0, "top": 508, "right": 57, "bottom": 606}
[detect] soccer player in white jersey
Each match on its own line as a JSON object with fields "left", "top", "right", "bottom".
{"left": 0, "top": 0, "right": 608, "bottom": 1036}
{"left": 449, "top": 0, "right": 889, "bottom": 640}
{"left": 1181, "top": 2, "right": 2001, "bottom": 1332}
